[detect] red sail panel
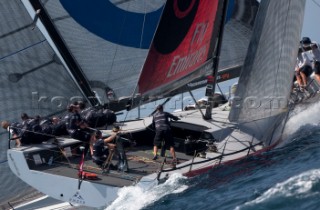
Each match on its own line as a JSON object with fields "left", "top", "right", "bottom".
{"left": 138, "top": 0, "right": 221, "bottom": 96}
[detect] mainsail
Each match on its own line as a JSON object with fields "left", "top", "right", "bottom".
{"left": 229, "top": 0, "right": 306, "bottom": 145}
{"left": 35, "top": 0, "right": 166, "bottom": 108}
{"left": 0, "top": 0, "right": 84, "bottom": 207}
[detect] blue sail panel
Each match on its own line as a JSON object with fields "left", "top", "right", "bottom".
{"left": 60, "top": 0, "right": 164, "bottom": 49}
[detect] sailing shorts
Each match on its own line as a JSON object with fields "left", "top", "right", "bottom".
{"left": 297, "top": 65, "right": 312, "bottom": 77}
{"left": 154, "top": 129, "right": 174, "bottom": 148}
{"left": 92, "top": 155, "right": 107, "bottom": 166}
{"left": 314, "top": 61, "right": 320, "bottom": 74}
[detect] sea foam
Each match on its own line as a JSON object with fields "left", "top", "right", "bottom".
{"left": 105, "top": 173, "right": 188, "bottom": 210}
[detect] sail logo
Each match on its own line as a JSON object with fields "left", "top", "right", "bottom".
{"left": 167, "top": 23, "right": 208, "bottom": 78}
{"left": 60, "top": 0, "right": 164, "bottom": 48}
{"left": 167, "top": 47, "right": 206, "bottom": 78}
{"left": 191, "top": 22, "right": 208, "bottom": 46}
{"left": 69, "top": 191, "right": 85, "bottom": 205}
{"left": 153, "top": 0, "right": 199, "bottom": 54}
{"left": 173, "top": 0, "right": 196, "bottom": 18}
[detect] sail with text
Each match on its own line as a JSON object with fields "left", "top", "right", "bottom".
{"left": 168, "top": 0, "right": 259, "bottom": 97}
{"left": 137, "top": 0, "right": 225, "bottom": 99}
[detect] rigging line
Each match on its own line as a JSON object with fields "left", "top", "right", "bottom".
{"left": 0, "top": 22, "right": 33, "bottom": 39}
{"left": 117, "top": 105, "right": 133, "bottom": 126}
{"left": 312, "top": 0, "right": 320, "bottom": 8}
{"left": 52, "top": 15, "right": 71, "bottom": 22}
{"left": 29, "top": 1, "right": 99, "bottom": 106}
{"left": 216, "top": 83, "right": 227, "bottom": 100}
{"left": 43, "top": 0, "right": 50, "bottom": 5}
{"left": 162, "top": 141, "right": 263, "bottom": 172}
{"left": 0, "top": 160, "right": 8, "bottom": 164}
{"left": 107, "top": 0, "right": 131, "bottom": 84}
{"left": 139, "top": 0, "right": 147, "bottom": 48}
{"left": 8, "top": 125, "right": 57, "bottom": 140}
{"left": 0, "top": 40, "right": 46, "bottom": 61}
{"left": 8, "top": 59, "right": 56, "bottom": 83}
{"left": 7, "top": 129, "right": 91, "bottom": 157}
{"left": 126, "top": 1, "right": 149, "bottom": 117}
{"left": 114, "top": 0, "right": 137, "bottom": 5}
{"left": 216, "top": 110, "right": 236, "bottom": 143}
{"left": 142, "top": 117, "right": 155, "bottom": 132}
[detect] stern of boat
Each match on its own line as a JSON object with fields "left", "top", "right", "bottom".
{"left": 7, "top": 140, "right": 120, "bottom": 208}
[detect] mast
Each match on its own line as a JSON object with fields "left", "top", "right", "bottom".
{"left": 28, "top": 0, "right": 100, "bottom": 106}
{"left": 204, "top": 0, "right": 229, "bottom": 120}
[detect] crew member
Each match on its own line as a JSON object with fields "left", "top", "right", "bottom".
{"left": 92, "top": 130, "right": 117, "bottom": 169}
{"left": 152, "top": 105, "right": 179, "bottom": 168}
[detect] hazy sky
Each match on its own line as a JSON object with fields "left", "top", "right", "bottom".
{"left": 302, "top": 0, "right": 320, "bottom": 42}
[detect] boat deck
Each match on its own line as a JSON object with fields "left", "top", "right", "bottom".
{"left": 7, "top": 105, "right": 278, "bottom": 209}
{"left": 19, "top": 138, "right": 194, "bottom": 188}
{"left": 9, "top": 106, "right": 267, "bottom": 188}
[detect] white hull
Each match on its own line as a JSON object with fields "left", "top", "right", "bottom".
{"left": 8, "top": 89, "right": 320, "bottom": 208}
{"left": 8, "top": 146, "right": 120, "bottom": 207}
{"left": 7, "top": 106, "right": 268, "bottom": 208}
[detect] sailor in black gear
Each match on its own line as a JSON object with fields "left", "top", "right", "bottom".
{"left": 152, "top": 105, "right": 179, "bottom": 167}
{"left": 78, "top": 101, "right": 117, "bottom": 128}
{"left": 67, "top": 104, "right": 93, "bottom": 156}
{"left": 92, "top": 130, "right": 117, "bottom": 170}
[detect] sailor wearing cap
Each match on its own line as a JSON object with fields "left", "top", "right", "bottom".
{"left": 301, "top": 37, "right": 320, "bottom": 85}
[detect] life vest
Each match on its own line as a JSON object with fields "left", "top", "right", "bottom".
{"left": 10, "top": 122, "right": 22, "bottom": 136}
{"left": 52, "top": 120, "right": 68, "bottom": 136}
{"left": 40, "top": 119, "right": 53, "bottom": 134}
{"left": 21, "top": 119, "right": 43, "bottom": 144}
{"left": 81, "top": 107, "right": 117, "bottom": 127}
{"left": 103, "top": 109, "right": 117, "bottom": 125}
{"left": 93, "top": 139, "right": 108, "bottom": 157}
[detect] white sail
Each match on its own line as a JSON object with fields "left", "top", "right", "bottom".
{"left": 229, "top": 0, "right": 306, "bottom": 145}
{"left": 0, "top": 0, "right": 84, "bottom": 207}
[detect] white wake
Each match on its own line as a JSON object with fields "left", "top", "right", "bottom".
{"left": 105, "top": 173, "right": 188, "bottom": 210}
{"left": 235, "top": 169, "right": 320, "bottom": 210}
{"left": 281, "top": 101, "right": 320, "bottom": 143}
